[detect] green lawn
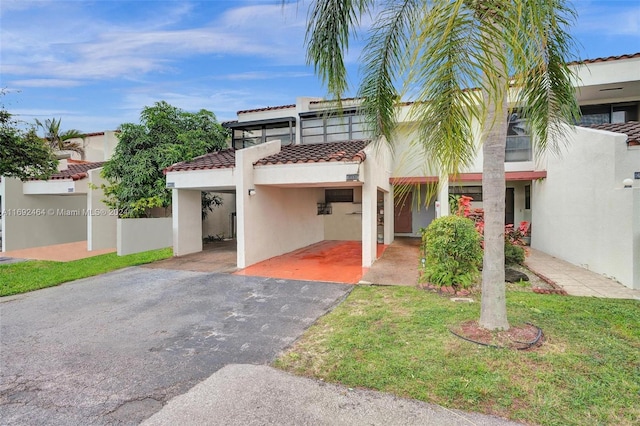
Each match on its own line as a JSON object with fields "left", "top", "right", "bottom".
{"left": 275, "top": 286, "right": 640, "bottom": 426}
{"left": 0, "top": 248, "right": 172, "bottom": 296}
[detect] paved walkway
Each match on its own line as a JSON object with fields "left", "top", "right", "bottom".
{"left": 525, "top": 249, "right": 640, "bottom": 299}
{"left": 360, "top": 237, "right": 420, "bottom": 286}
{"left": 144, "top": 240, "right": 237, "bottom": 273}
{"left": 143, "top": 364, "right": 521, "bottom": 426}
{"left": 1, "top": 241, "right": 115, "bottom": 262}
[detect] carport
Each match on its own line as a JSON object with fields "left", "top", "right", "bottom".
{"left": 0, "top": 160, "right": 116, "bottom": 253}
{"left": 165, "top": 139, "right": 393, "bottom": 272}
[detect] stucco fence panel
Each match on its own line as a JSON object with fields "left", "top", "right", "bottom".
{"left": 117, "top": 218, "right": 172, "bottom": 256}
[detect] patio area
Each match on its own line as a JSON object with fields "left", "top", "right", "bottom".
{"left": 234, "top": 240, "right": 387, "bottom": 284}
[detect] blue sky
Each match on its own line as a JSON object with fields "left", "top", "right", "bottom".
{"left": 1, "top": 0, "right": 639, "bottom": 133}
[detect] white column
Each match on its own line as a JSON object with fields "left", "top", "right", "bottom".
{"left": 437, "top": 176, "right": 450, "bottom": 217}
{"left": 384, "top": 188, "right": 393, "bottom": 244}
{"left": 361, "top": 159, "right": 378, "bottom": 267}
{"left": 172, "top": 188, "right": 202, "bottom": 256}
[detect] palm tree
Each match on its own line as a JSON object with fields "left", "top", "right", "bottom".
{"left": 35, "top": 118, "right": 85, "bottom": 159}
{"left": 304, "top": 0, "right": 580, "bottom": 330}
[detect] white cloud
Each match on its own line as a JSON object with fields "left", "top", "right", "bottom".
{"left": 10, "top": 79, "right": 84, "bottom": 88}
{"left": 0, "top": 1, "right": 311, "bottom": 82}
{"left": 574, "top": 2, "right": 640, "bottom": 36}
{"left": 220, "top": 71, "right": 314, "bottom": 81}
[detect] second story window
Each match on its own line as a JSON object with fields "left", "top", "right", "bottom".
{"left": 579, "top": 102, "right": 638, "bottom": 126}
{"left": 225, "top": 118, "right": 296, "bottom": 150}
{"left": 300, "top": 109, "right": 369, "bottom": 144}
{"left": 506, "top": 112, "right": 532, "bottom": 162}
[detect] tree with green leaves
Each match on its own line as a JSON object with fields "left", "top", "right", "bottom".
{"left": 0, "top": 109, "right": 58, "bottom": 180}
{"left": 35, "top": 117, "right": 86, "bottom": 159}
{"left": 101, "top": 101, "right": 229, "bottom": 218}
{"left": 304, "top": 0, "right": 580, "bottom": 330}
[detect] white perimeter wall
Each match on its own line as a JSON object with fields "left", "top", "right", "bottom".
{"left": 87, "top": 168, "right": 117, "bottom": 250}
{"left": 533, "top": 126, "right": 640, "bottom": 289}
{"left": 117, "top": 217, "right": 172, "bottom": 256}
{"left": 1, "top": 177, "right": 87, "bottom": 251}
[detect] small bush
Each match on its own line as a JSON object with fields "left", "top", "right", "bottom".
{"left": 420, "top": 215, "right": 483, "bottom": 288}
{"left": 504, "top": 241, "right": 525, "bottom": 265}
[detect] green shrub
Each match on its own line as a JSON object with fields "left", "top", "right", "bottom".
{"left": 504, "top": 241, "right": 525, "bottom": 265}
{"left": 419, "top": 215, "right": 483, "bottom": 288}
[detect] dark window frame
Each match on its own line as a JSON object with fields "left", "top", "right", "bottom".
{"left": 300, "top": 109, "right": 368, "bottom": 144}
{"left": 325, "top": 188, "right": 354, "bottom": 203}
{"left": 225, "top": 117, "right": 296, "bottom": 150}
{"left": 449, "top": 185, "right": 483, "bottom": 202}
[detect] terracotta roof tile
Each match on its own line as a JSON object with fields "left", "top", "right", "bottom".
{"left": 164, "top": 149, "right": 236, "bottom": 173}
{"left": 585, "top": 121, "right": 640, "bottom": 145}
{"left": 571, "top": 52, "right": 640, "bottom": 65}
{"left": 254, "top": 140, "right": 369, "bottom": 166}
{"left": 164, "top": 141, "right": 370, "bottom": 173}
{"left": 44, "top": 162, "right": 105, "bottom": 181}
{"left": 237, "top": 104, "right": 296, "bottom": 114}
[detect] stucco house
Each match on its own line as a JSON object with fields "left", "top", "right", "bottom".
{"left": 167, "top": 53, "right": 639, "bottom": 289}
{"left": 1, "top": 131, "right": 234, "bottom": 254}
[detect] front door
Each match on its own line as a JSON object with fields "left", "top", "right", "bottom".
{"left": 505, "top": 188, "right": 515, "bottom": 225}
{"left": 394, "top": 192, "right": 412, "bottom": 233}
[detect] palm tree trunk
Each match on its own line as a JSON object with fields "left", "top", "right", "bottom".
{"left": 479, "top": 51, "right": 510, "bottom": 331}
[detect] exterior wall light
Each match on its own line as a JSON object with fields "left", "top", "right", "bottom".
{"left": 248, "top": 188, "right": 257, "bottom": 196}
{"left": 623, "top": 178, "right": 633, "bottom": 188}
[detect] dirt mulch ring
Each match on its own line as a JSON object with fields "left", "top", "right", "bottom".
{"left": 450, "top": 320, "right": 544, "bottom": 351}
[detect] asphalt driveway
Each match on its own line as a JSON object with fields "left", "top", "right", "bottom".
{"left": 0, "top": 267, "right": 351, "bottom": 425}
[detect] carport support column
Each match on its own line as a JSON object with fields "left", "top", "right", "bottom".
{"left": 437, "top": 175, "right": 450, "bottom": 217}
{"left": 384, "top": 189, "right": 393, "bottom": 244}
{"left": 172, "top": 188, "right": 202, "bottom": 256}
{"left": 235, "top": 140, "right": 282, "bottom": 269}
{"left": 362, "top": 181, "right": 377, "bottom": 268}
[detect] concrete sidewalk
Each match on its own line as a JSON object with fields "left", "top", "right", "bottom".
{"left": 525, "top": 249, "right": 640, "bottom": 299}
{"left": 142, "top": 364, "right": 522, "bottom": 426}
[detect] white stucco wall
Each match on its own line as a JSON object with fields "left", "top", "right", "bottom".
{"left": 64, "top": 131, "right": 119, "bottom": 162}
{"left": 87, "top": 168, "right": 117, "bottom": 250}
{"left": 202, "top": 192, "right": 236, "bottom": 239}
{"left": 241, "top": 185, "right": 324, "bottom": 268}
{"left": 118, "top": 217, "right": 172, "bottom": 256}
{"left": 0, "top": 177, "right": 87, "bottom": 251}
{"left": 324, "top": 201, "right": 363, "bottom": 240}
{"left": 362, "top": 142, "right": 393, "bottom": 265}
{"left": 633, "top": 188, "right": 640, "bottom": 289}
{"left": 533, "top": 126, "right": 640, "bottom": 288}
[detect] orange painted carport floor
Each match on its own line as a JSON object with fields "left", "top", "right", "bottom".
{"left": 234, "top": 240, "right": 386, "bottom": 284}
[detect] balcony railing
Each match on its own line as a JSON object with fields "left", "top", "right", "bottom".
{"left": 505, "top": 135, "right": 532, "bottom": 162}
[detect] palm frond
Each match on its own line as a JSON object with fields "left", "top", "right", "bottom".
{"left": 405, "top": 0, "right": 484, "bottom": 176}
{"left": 305, "top": 0, "right": 374, "bottom": 99}
{"left": 511, "top": 0, "right": 581, "bottom": 155}
{"left": 358, "top": 0, "right": 421, "bottom": 145}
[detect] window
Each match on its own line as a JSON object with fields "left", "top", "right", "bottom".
{"left": 325, "top": 189, "right": 354, "bottom": 203}
{"left": 300, "top": 109, "right": 369, "bottom": 144}
{"left": 579, "top": 102, "right": 638, "bottom": 126}
{"left": 525, "top": 185, "right": 531, "bottom": 210}
{"left": 506, "top": 112, "right": 532, "bottom": 162}
{"left": 226, "top": 118, "right": 296, "bottom": 150}
{"left": 449, "top": 186, "right": 483, "bottom": 202}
